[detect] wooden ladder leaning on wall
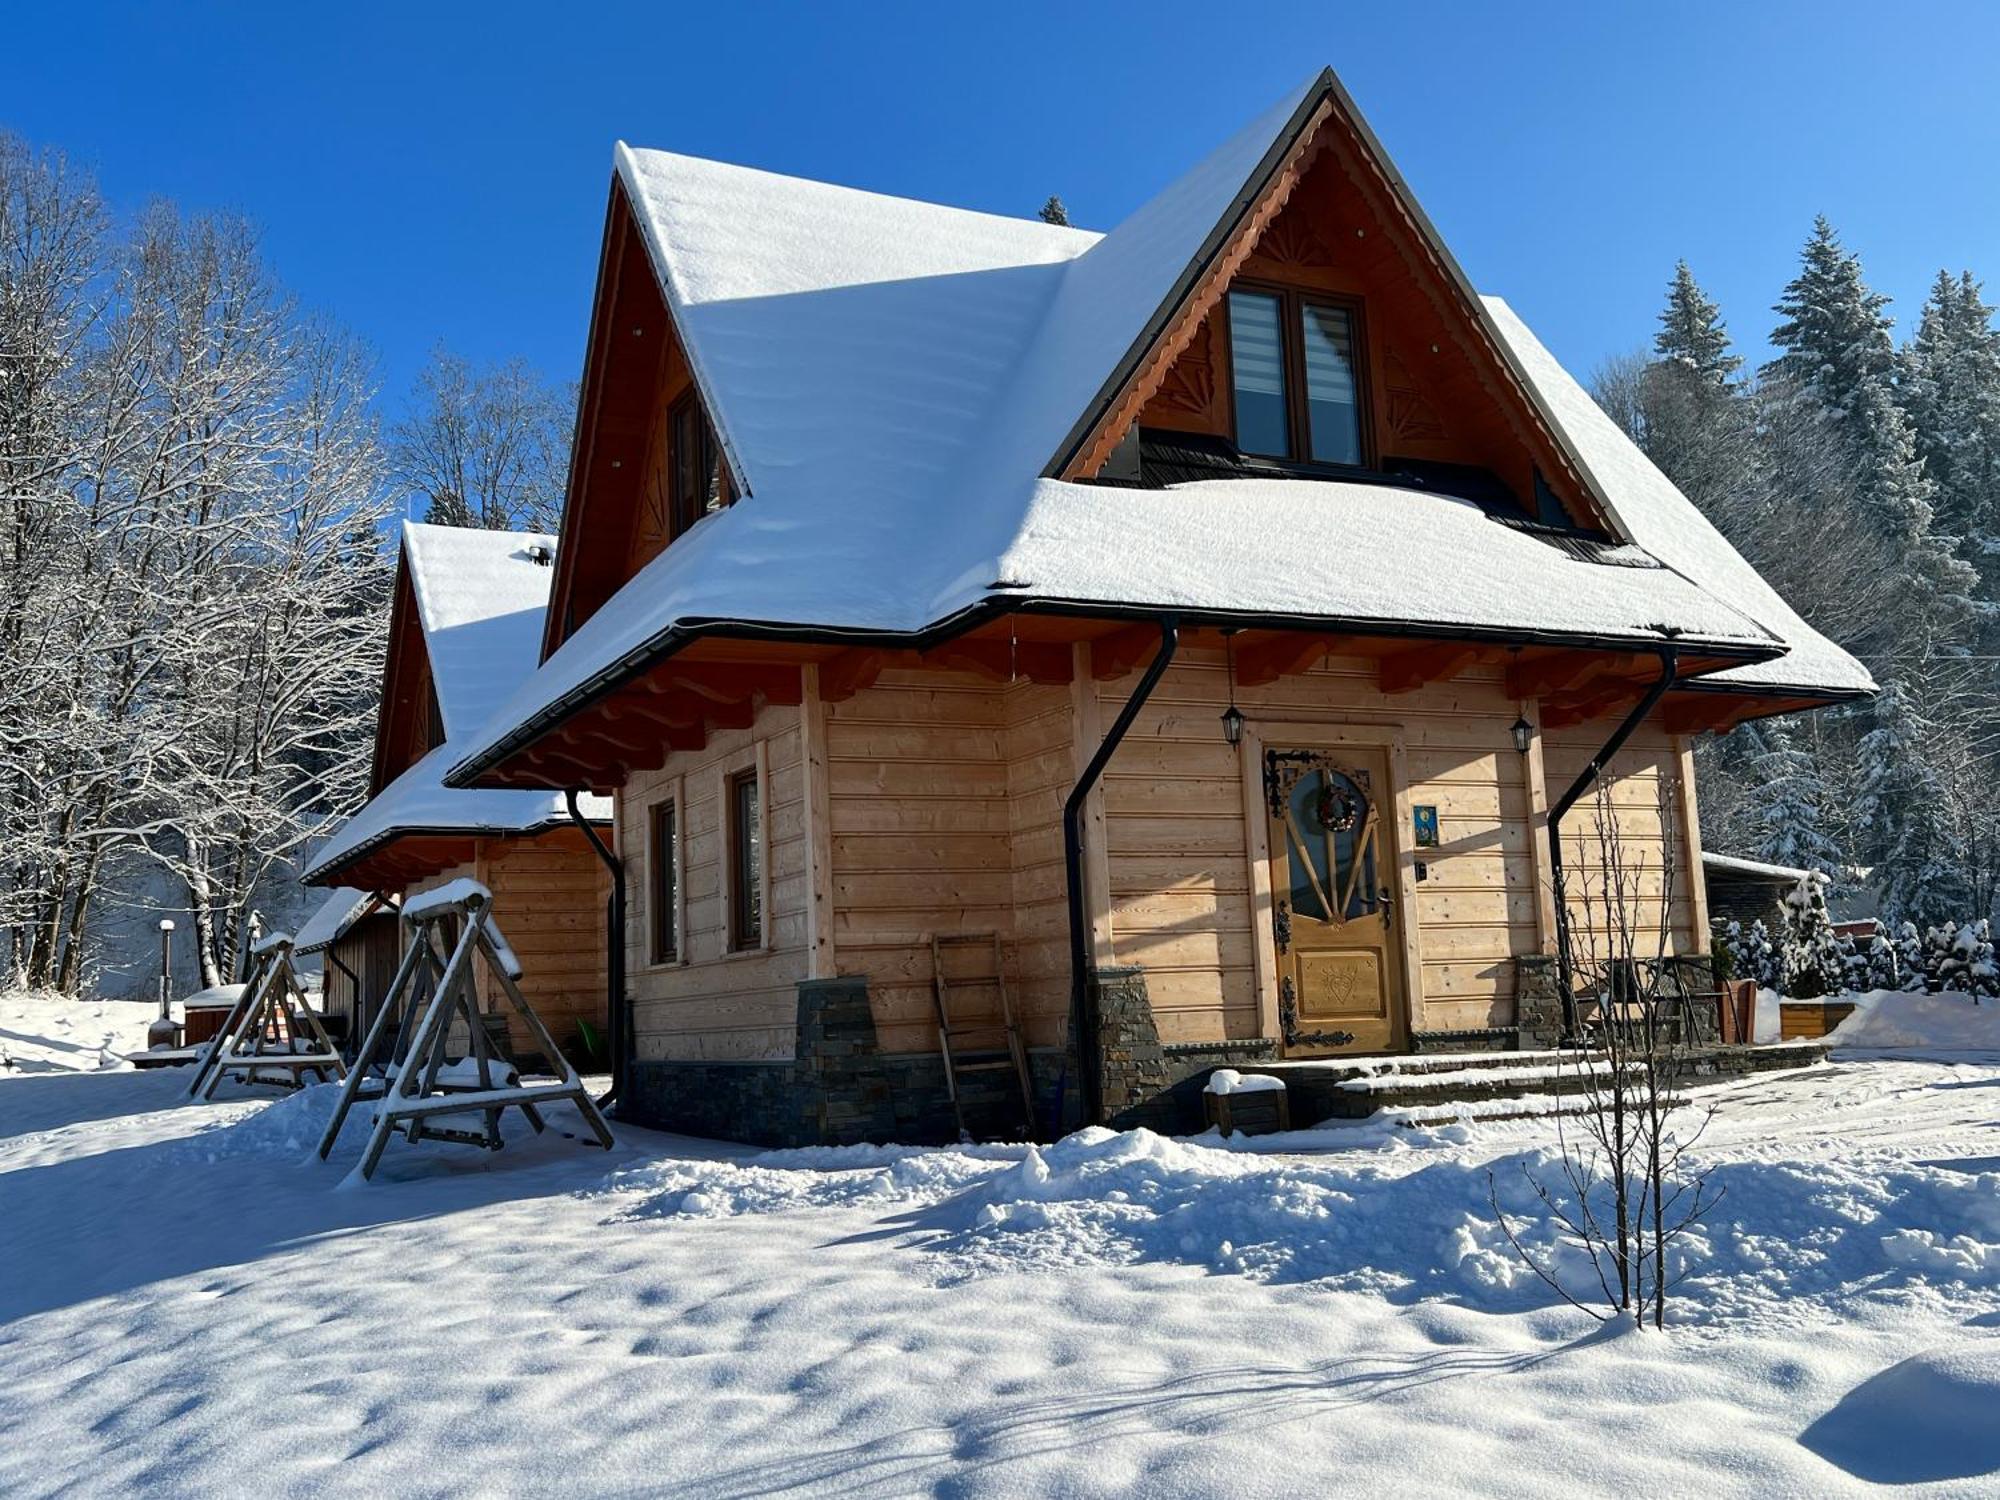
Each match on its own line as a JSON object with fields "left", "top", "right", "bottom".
{"left": 315, "top": 879, "right": 614, "bottom": 1182}
{"left": 184, "top": 930, "right": 346, "bottom": 1100}
{"left": 929, "top": 931, "right": 1035, "bottom": 1142}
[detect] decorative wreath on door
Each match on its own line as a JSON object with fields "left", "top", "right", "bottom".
{"left": 1314, "top": 783, "right": 1363, "bottom": 832}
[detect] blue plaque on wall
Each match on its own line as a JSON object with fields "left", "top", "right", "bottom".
{"left": 1413, "top": 804, "right": 1439, "bottom": 848}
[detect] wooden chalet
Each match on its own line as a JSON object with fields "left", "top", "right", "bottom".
{"left": 441, "top": 69, "right": 1872, "bottom": 1143}
{"left": 303, "top": 524, "right": 615, "bottom": 1069}
{"left": 293, "top": 886, "right": 401, "bottom": 1049}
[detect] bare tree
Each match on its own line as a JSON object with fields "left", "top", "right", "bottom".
{"left": 0, "top": 133, "right": 390, "bottom": 990}
{"left": 1492, "top": 777, "right": 1721, "bottom": 1329}
{"left": 391, "top": 347, "right": 570, "bottom": 533}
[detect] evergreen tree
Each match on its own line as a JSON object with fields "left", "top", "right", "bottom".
{"left": 1856, "top": 680, "right": 1971, "bottom": 927}
{"left": 1740, "top": 719, "right": 1842, "bottom": 874}
{"left": 1766, "top": 218, "right": 1978, "bottom": 649}
{"left": 1904, "top": 270, "right": 2000, "bottom": 556}
{"left": 1739, "top": 918, "right": 1779, "bottom": 990}
{"left": 1767, "top": 217, "right": 1895, "bottom": 423}
{"left": 423, "top": 489, "right": 477, "bottom": 528}
{"left": 1781, "top": 875, "right": 1845, "bottom": 998}
{"left": 1655, "top": 260, "right": 1742, "bottom": 384}
{"left": 1038, "top": 195, "right": 1069, "bottom": 227}
{"left": 1895, "top": 920, "right": 1928, "bottom": 990}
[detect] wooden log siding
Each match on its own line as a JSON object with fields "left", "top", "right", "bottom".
{"left": 403, "top": 840, "right": 611, "bottom": 1060}
{"left": 1539, "top": 725, "right": 1707, "bottom": 962}
{"left": 603, "top": 648, "right": 1710, "bottom": 1064}
{"left": 620, "top": 701, "right": 809, "bottom": 1063}
{"left": 824, "top": 669, "right": 1052, "bottom": 1054}
{"left": 1085, "top": 648, "right": 1703, "bottom": 1038}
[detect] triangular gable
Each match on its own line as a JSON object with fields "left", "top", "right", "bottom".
{"left": 369, "top": 522, "right": 560, "bottom": 794}
{"left": 1043, "top": 68, "right": 1608, "bottom": 533}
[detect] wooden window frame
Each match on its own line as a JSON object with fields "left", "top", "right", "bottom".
{"left": 1222, "top": 280, "right": 1376, "bottom": 472}
{"left": 719, "top": 742, "right": 770, "bottom": 956}
{"left": 646, "top": 789, "right": 683, "bottom": 967}
{"left": 668, "top": 390, "right": 735, "bottom": 539}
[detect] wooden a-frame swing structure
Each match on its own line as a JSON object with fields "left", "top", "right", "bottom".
{"left": 184, "top": 929, "right": 346, "bottom": 1099}
{"left": 316, "top": 878, "right": 613, "bottom": 1181}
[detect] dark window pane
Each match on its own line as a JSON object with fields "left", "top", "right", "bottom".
{"left": 650, "top": 801, "right": 677, "bottom": 963}
{"left": 1302, "top": 302, "right": 1362, "bottom": 466}
{"left": 731, "top": 772, "right": 762, "bottom": 949}
{"left": 1229, "top": 290, "right": 1290, "bottom": 457}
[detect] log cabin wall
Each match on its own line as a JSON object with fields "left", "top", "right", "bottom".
{"left": 818, "top": 667, "right": 1076, "bottom": 1054}
{"left": 619, "top": 700, "right": 809, "bottom": 1063}
{"left": 398, "top": 837, "right": 611, "bottom": 1061}
{"left": 605, "top": 645, "right": 1708, "bottom": 1074}
{"left": 478, "top": 834, "right": 611, "bottom": 1057}
{"left": 1540, "top": 724, "right": 1707, "bottom": 961}
{"left": 1084, "top": 646, "right": 1707, "bottom": 1040}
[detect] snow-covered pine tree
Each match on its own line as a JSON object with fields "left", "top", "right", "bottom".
{"left": 1904, "top": 270, "right": 2000, "bottom": 561}
{"left": 1780, "top": 875, "right": 1844, "bottom": 998}
{"left": 1859, "top": 923, "right": 1902, "bottom": 991}
{"left": 1740, "top": 718, "right": 1842, "bottom": 874}
{"left": 1895, "top": 920, "right": 1929, "bottom": 990}
{"left": 1922, "top": 922, "right": 1959, "bottom": 991}
{"left": 1855, "top": 679, "right": 1971, "bottom": 927}
{"left": 1038, "top": 195, "right": 1069, "bottom": 226}
{"left": 1969, "top": 919, "right": 1999, "bottom": 998}
{"left": 1655, "top": 261, "right": 1743, "bottom": 384}
{"left": 1739, "top": 918, "right": 1779, "bottom": 990}
{"left": 1766, "top": 219, "right": 1978, "bottom": 649}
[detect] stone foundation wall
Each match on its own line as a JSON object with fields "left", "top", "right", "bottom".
{"left": 622, "top": 965, "right": 1270, "bottom": 1146}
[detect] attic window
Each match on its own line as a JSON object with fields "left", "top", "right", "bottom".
{"left": 1226, "top": 284, "right": 1370, "bottom": 469}
{"left": 671, "top": 393, "right": 733, "bottom": 534}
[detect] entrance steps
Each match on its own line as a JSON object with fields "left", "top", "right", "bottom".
{"left": 1222, "top": 1039, "right": 1830, "bottom": 1127}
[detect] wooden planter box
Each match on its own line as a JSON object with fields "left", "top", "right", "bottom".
{"left": 1779, "top": 1000, "right": 1855, "bottom": 1040}
{"left": 1205, "top": 1080, "right": 1291, "bottom": 1137}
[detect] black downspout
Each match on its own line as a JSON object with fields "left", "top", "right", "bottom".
{"left": 568, "top": 789, "right": 626, "bottom": 1111}
{"left": 330, "top": 950, "right": 363, "bottom": 1061}
{"left": 1065, "top": 616, "right": 1179, "bottom": 1127}
{"left": 1546, "top": 642, "right": 1682, "bottom": 1040}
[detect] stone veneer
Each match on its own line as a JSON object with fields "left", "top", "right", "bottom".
{"left": 622, "top": 964, "right": 1275, "bottom": 1146}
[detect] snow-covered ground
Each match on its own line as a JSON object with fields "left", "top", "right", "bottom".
{"left": 3, "top": 996, "right": 1999, "bottom": 1496}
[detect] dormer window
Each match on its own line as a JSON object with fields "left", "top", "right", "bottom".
{"left": 1226, "top": 285, "right": 1369, "bottom": 468}
{"left": 671, "top": 393, "right": 733, "bottom": 534}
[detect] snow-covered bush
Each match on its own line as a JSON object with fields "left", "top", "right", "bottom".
{"left": 1781, "top": 877, "right": 1844, "bottom": 999}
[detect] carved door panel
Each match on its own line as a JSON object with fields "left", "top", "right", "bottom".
{"left": 1266, "top": 746, "right": 1406, "bottom": 1055}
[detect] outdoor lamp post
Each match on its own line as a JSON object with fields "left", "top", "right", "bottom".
{"left": 147, "top": 918, "right": 179, "bottom": 1050}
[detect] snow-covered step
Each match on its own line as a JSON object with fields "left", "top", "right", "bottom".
{"left": 1216, "top": 1040, "right": 1831, "bottom": 1124}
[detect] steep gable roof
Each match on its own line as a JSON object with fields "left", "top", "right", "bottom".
{"left": 448, "top": 69, "right": 1867, "bottom": 786}
{"left": 308, "top": 524, "right": 607, "bottom": 886}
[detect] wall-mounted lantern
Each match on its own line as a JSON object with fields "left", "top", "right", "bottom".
{"left": 1220, "top": 629, "right": 1244, "bottom": 746}
{"left": 1510, "top": 716, "right": 1532, "bottom": 755}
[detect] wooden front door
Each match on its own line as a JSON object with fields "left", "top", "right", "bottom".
{"left": 1265, "top": 746, "right": 1407, "bottom": 1055}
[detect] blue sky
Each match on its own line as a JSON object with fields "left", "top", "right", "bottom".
{"left": 5, "top": 2, "right": 1995, "bottom": 421}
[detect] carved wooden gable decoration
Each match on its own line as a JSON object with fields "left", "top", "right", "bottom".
{"left": 1083, "top": 79, "right": 1609, "bottom": 534}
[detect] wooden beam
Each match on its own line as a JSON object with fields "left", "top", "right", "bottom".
{"left": 657, "top": 664, "right": 805, "bottom": 707}
{"left": 1506, "top": 650, "right": 1640, "bottom": 701}
{"left": 1541, "top": 680, "right": 1644, "bottom": 731}
{"left": 920, "top": 638, "right": 1075, "bottom": 685}
{"left": 1236, "top": 632, "right": 1341, "bottom": 688}
{"left": 818, "top": 649, "right": 888, "bottom": 702}
{"left": 1088, "top": 623, "right": 1170, "bottom": 681}
{"left": 1378, "top": 642, "right": 1486, "bottom": 695}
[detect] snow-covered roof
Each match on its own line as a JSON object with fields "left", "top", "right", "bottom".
{"left": 305, "top": 745, "right": 610, "bottom": 885}
{"left": 447, "top": 70, "right": 1867, "bottom": 785}
{"left": 1702, "top": 852, "right": 1827, "bottom": 885}
{"left": 294, "top": 887, "right": 389, "bottom": 955}
{"left": 1482, "top": 302, "right": 1875, "bottom": 697}
{"left": 308, "top": 524, "right": 607, "bottom": 885}
{"left": 403, "top": 522, "right": 560, "bottom": 740}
